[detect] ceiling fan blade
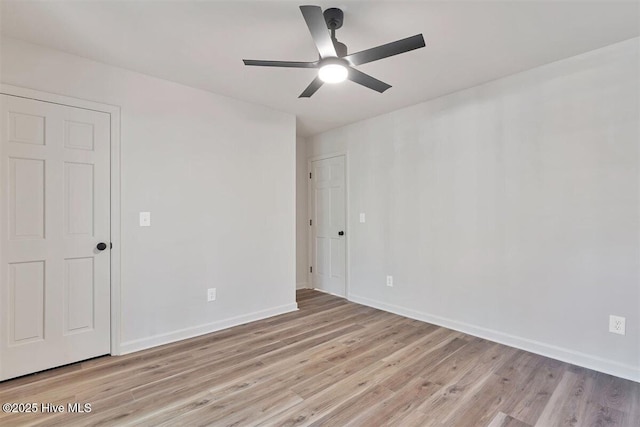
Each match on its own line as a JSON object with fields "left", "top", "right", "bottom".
{"left": 348, "top": 68, "right": 391, "bottom": 93}
{"left": 345, "top": 34, "right": 425, "bottom": 66}
{"left": 243, "top": 59, "right": 318, "bottom": 68}
{"left": 299, "top": 76, "right": 324, "bottom": 98}
{"left": 300, "top": 5, "right": 337, "bottom": 59}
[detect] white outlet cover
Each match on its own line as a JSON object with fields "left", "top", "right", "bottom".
{"left": 359, "top": 213, "right": 366, "bottom": 223}
{"left": 207, "top": 288, "right": 216, "bottom": 302}
{"left": 139, "top": 212, "right": 151, "bottom": 227}
{"left": 609, "top": 315, "right": 625, "bottom": 335}
{"left": 386, "top": 275, "right": 393, "bottom": 287}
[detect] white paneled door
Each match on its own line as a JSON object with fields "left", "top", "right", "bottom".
{"left": 311, "top": 156, "right": 346, "bottom": 297}
{"left": 0, "top": 94, "right": 111, "bottom": 381}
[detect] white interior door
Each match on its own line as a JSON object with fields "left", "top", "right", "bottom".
{"left": 0, "top": 94, "right": 111, "bottom": 381}
{"left": 310, "top": 156, "right": 346, "bottom": 297}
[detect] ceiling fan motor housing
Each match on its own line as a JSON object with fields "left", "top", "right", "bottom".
{"left": 323, "top": 8, "right": 343, "bottom": 30}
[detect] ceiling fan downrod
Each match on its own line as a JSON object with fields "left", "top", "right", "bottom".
{"left": 324, "top": 7, "right": 347, "bottom": 57}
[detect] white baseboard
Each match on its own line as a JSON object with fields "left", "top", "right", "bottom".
{"left": 119, "top": 302, "right": 299, "bottom": 355}
{"left": 313, "top": 287, "right": 346, "bottom": 298}
{"left": 296, "top": 281, "right": 309, "bottom": 289}
{"left": 348, "top": 293, "right": 639, "bottom": 383}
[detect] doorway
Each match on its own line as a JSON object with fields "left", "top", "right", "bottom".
{"left": 309, "top": 155, "right": 346, "bottom": 297}
{"left": 0, "top": 89, "right": 119, "bottom": 380}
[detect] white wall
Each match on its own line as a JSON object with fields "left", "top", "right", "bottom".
{"left": 308, "top": 38, "right": 640, "bottom": 381}
{"left": 1, "top": 37, "right": 297, "bottom": 353}
{"left": 296, "top": 136, "right": 308, "bottom": 289}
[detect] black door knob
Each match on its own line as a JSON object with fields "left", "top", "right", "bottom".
{"left": 96, "top": 242, "right": 107, "bottom": 251}
{"left": 338, "top": 231, "right": 344, "bottom": 236}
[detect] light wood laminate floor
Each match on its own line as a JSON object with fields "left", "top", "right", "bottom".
{"left": 0, "top": 289, "right": 638, "bottom": 426}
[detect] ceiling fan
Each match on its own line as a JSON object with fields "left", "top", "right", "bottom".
{"left": 243, "top": 5, "right": 426, "bottom": 98}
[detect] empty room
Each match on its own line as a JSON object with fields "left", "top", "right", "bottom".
{"left": 0, "top": 0, "right": 638, "bottom": 426}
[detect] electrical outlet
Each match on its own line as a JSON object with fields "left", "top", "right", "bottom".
{"left": 359, "top": 213, "right": 366, "bottom": 223}
{"left": 139, "top": 212, "right": 151, "bottom": 227}
{"left": 386, "top": 275, "right": 393, "bottom": 287}
{"left": 609, "top": 315, "right": 625, "bottom": 335}
{"left": 207, "top": 288, "right": 216, "bottom": 302}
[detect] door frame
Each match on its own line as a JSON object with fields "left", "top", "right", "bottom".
{"left": 307, "top": 151, "right": 349, "bottom": 298}
{"left": 0, "top": 84, "right": 123, "bottom": 355}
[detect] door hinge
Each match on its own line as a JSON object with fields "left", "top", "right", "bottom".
{"left": 310, "top": 266, "right": 313, "bottom": 273}
{"left": 309, "top": 172, "right": 312, "bottom": 179}
{"left": 309, "top": 219, "right": 312, "bottom": 226}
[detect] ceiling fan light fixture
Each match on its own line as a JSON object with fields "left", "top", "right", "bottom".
{"left": 243, "top": 6, "right": 426, "bottom": 97}
{"left": 318, "top": 61, "right": 348, "bottom": 83}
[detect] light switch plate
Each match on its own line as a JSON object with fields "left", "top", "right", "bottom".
{"left": 139, "top": 212, "right": 151, "bottom": 227}
{"left": 359, "top": 213, "right": 366, "bottom": 223}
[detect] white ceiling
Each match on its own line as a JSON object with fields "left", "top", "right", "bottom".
{"left": 1, "top": 1, "right": 638, "bottom": 137}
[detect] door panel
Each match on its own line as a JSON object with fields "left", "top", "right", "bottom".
{"left": 64, "top": 120, "right": 95, "bottom": 151}
{"left": 8, "top": 261, "right": 45, "bottom": 344}
{"left": 316, "top": 237, "right": 328, "bottom": 275}
{"left": 311, "top": 156, "right": 346, "bottom": 297}
{"left": 8, "top": 111, "right": 45, "bottom": 145}
{"left": 0, "top": 94, "right": 111, "bottom": 381}
{"left": 65, "top": 162, "right": 95, "bottom": 236}
{"left": 64, "top": 257, "right": 95, "bottom": 333}
{"left": 9, "top": 158, "right": 45, "bottom": 239}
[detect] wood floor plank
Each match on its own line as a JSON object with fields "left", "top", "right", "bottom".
{"left": 258, "top": 360, "right": 396, "bottom": 426}
{"left": 308, "top": 384, "right": 395, "bottom": 427}
{"left": 591, "top": 371, "right": 638, "bottom": 415}
{"left": 379, "top": 336, "right": 469, "bottom": 392}
{"left": 442, "top": 349, "right": 552, "bottom": 426}
{"left": 410, "top": 342, "right": 518, "bottom": 425}
{"left": 504, "top": 357, "right": 567, "bottom": 425}
{"left": 580, "top": 404, "right": 627, "bottom": 427}
{"left": 348, "top": 374, "right": 441, "bottom": 426}
{"left": 534, "top": 369, "right": 596, "bottom": 427}
{"left": 288, "top": 321, "right": 434, "bottom": 400}
{"left": 0, "top": 289, "right": 638, "bottom": 427}
{"left": 487, "top": 411, "right": 532, "bottom": 427}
